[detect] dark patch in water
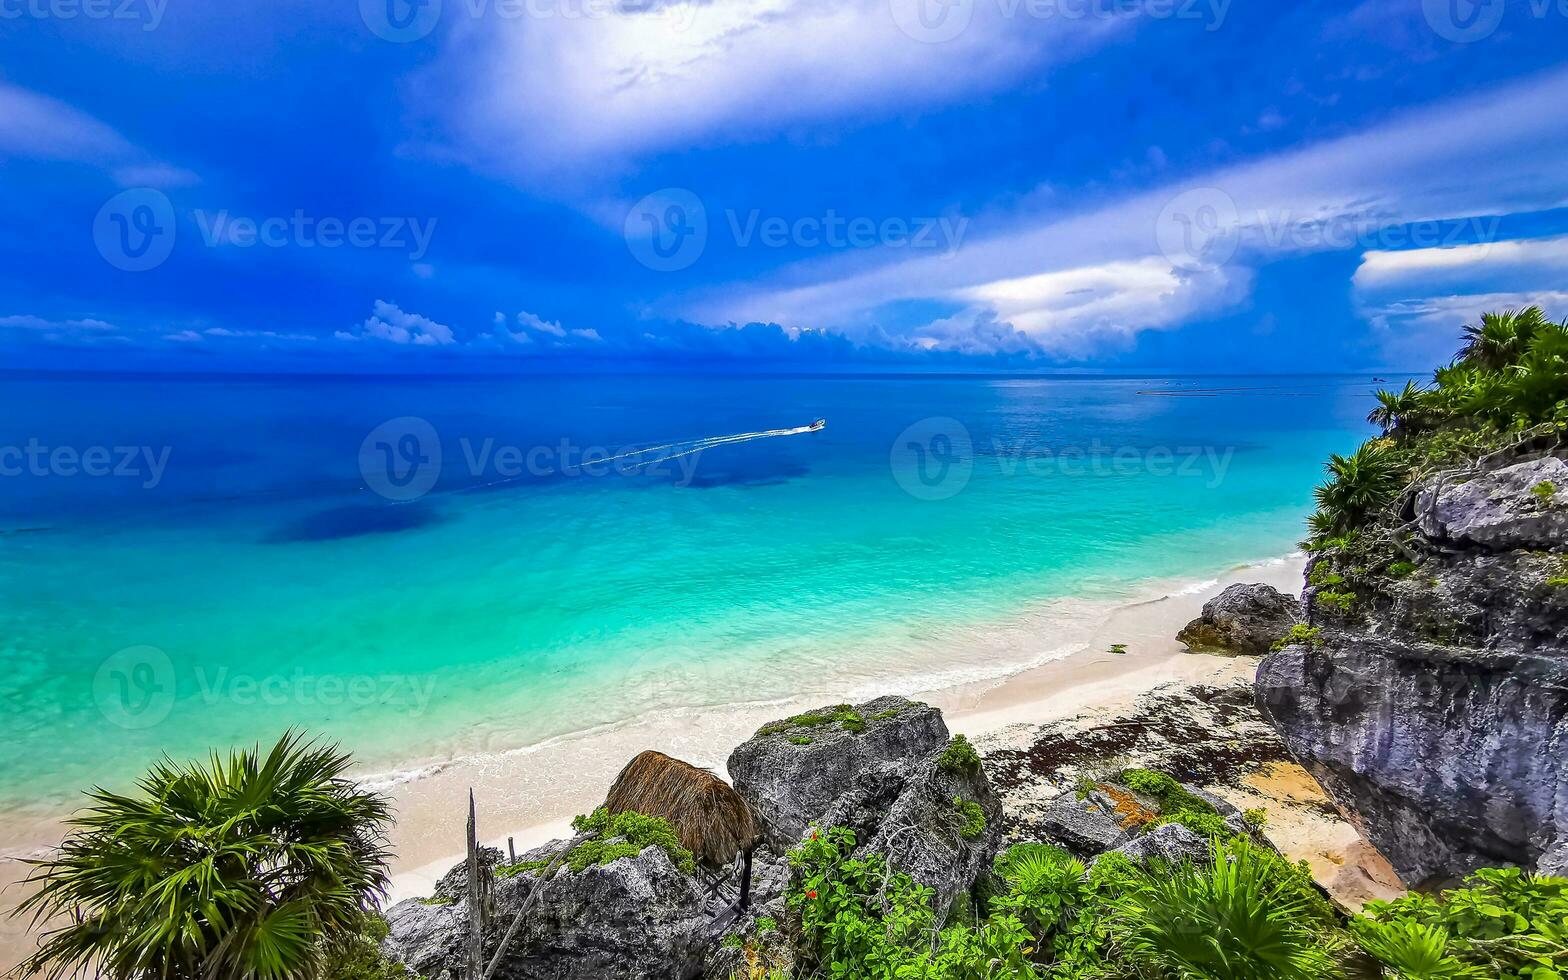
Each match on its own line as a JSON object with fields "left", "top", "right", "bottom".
{"left": 681, "top": 457, "right": 810, "bottom": 489}
{"left": 265, "top": 502, "right": 443, "bottom": 543}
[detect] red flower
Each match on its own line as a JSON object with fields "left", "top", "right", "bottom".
{"left": 806, "top": 889, "right": 818, "bottom": 900}
{"left": 810, "top": 831, "right": 819, "bottom": 841}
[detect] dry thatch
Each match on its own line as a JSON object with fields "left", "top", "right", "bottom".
{"left": 605, "top": 750, "right": 757, "bottom": 869}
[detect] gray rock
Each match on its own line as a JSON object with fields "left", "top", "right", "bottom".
{"left": 1375, "top": 548, "right": 1568, "bottom": 652}
{"left": 1539, "top": 839, "right": 1568, "bottom": 878}
{"left": 1038, "top": 794, "right": 1130, "bottom": 855}
{"left": 1416, "top": 456, "right": 1568, "bottom": 551}
{"left": 383, "top": 845, "right": 709, "bottom": 980}
{"left": 1257, "top": 634, "right": 1568, "bottom": 885}
{"left": 727, "top": 696, "right": 949, "bottom": 852}
{"left": 1177, "top": 582, "right": 1301, "bottom": 656}
{"left": 1100, "top": 824, "right": 1210, "bottom": 868}
{"left": 728, "top": 695, "right": 1001, "bottom": 911}
{"left": 861, "top": 753, "right": 1003, "bottom": 912}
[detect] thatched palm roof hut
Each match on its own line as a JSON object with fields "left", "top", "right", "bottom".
{"left": 605, "top": 750, "right": 757, "bottom": 871}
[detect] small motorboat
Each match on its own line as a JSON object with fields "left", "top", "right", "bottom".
{"left": 808, "top": 418, "right": 827, "bottom": 431}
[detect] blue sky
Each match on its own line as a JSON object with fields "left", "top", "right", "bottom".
{"left": 3, "top": 0, "right": 1568, "bottom": 373}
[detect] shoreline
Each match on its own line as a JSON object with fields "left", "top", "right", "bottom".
{"left": 0, "top": 552, "right": 1308, "bottom": 964}
{"left": 380, "top": 553, "right": 1307, "bottom": 904}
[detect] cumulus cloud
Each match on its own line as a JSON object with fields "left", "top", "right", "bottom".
{"left": 341, "top": 300, "right": 456, "bottom": 346}
{"left": 0, "top": 315, "right": 118, "bottom": 332}
{"left": 1353, "top": 234, "right": 1568, "bottom": 294}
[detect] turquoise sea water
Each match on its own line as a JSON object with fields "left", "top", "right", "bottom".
{"left": 0, "top": 373, "right": 1379, "bottom": 813}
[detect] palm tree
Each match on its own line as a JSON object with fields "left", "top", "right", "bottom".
{"left": 12, "top": 733, "right": 393, "bottom": 980}
{"left": 1313, "top": 442, "right": 1405, "bottom": 535}
{"left": 1457, "top": 307, "right": 1548, "bottom": 371}
{"left": 1367, "top": 380, "right": 1431, "bottom": 434}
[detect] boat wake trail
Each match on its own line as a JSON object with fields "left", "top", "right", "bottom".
{"left": 460, "top": 419, "right": 825, "bottom": 493}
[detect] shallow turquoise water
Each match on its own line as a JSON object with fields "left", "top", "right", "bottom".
{"left": 0, "top": 373, "right": 1379, "bottom": 810}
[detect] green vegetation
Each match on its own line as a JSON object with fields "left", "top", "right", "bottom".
{"left": 1315, "top": 589, "right": 1359, "bottom": 615}
{"left": 1108, "top": 643, "right": 1128, "bottom": 655}
{"left": 937, "top": 734, "right": 981, "bottom": 775}
{"left": 12, "top": 733, "right": 394, "bottom": 980}
{"left": 788, "top": 735, "right": 814, "bottom": 746}
{"left": 1387, "top": 560, "right": 1418, "bottom": 578}
{"left": 498, "top": 807, "right": 697, "bottom": 878}
{"left": 1272, "top": 623, "right": 1324, "bottom": 651}
{"left": 1533, "top": 480, "right": 1558, "bottom": 506}
{"left": 1355, "top": 867, "right": 1568, "bottom": 980}
{"left": 1307, "top": 307, "right": 1568, "bottom": 552}
{"left": 953, "top": 797, "right": 986, "bottom": 840}
{"left": 872, "top": 707, "right": 904, "bottom": 721}
{"left": 759, "top": 704, "right": 867, "bottom": 737}
{"left": 1118, "top": 768, "right": 1231, "bottom": 838}
{"left": 787, "top": 827, "right": 1356, "bottom": 979}
{"left": 787, "top": 821, "right": 1567, "bottom": 980}
{"left": 320, "top": 914, "right": 410, "bottom": 980}
{"left": 755, "top": 916, "right": 777, "bottom": 932}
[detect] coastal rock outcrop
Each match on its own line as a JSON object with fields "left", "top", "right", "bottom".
{"left": 1415, "top": 455, "right": 1568, "bottom": 551}
{"left": 383, "top": 844, "right": 711, "bottom": 980}
{"left": 1177, "top": 582, "right": 1301, "bottom": 655}
{"left": 728, "top": 696, "right": 1001, "bottom": 910}
{"left": 1257, "top": 451, "right": 1568, "bottom": 885}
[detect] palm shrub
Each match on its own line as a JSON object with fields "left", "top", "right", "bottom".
{"left": 1457, "top": 307, "right": 1548, "bottom": 372}
{"left": 1312, "top": 442, "right": 1406, "bottom": 537}
{"left": 12, "top": 733, "right": 393, "bottom": 980}
{"left": 1120, "top": 839, "right": 1339, "bottom": 980}
{"left": 1368, "top": 381, "right": 1433, "bottom": 435}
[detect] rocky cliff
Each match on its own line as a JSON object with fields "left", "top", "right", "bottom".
{"left": 1257, "top": 451, "right": 1568, "bottom": 885}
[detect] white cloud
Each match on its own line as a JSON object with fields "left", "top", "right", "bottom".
{"left": 515, "top": 310, "right": 567, "bottom": 337}
{"left": 693, "top": 66, "right": 1568, "bottom": 354}
{"left": 0, "top": 315, "right": 118, "bottom": 332}
{"left": 432, "top": 0, "right": 1126, "bottom": 175}
{"left": 0, "top": 84, "right": 131, "bottom": 162}
{"left": 346, "top": 300, "right": 457, "bottom": 346}
{"left": 954, "top": 258, "right": 1249, "bottom": 353}
{"left": 1353, "top": 234, "right": 1568, "bottom": 293}
{"left": 0, "top": 84, "right": 192, "bottom": 187}
{"left": 1361, "top": 290, "right": 1568, "bottom": 368}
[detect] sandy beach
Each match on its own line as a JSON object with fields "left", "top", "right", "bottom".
{"left": 374, "top": 555, "right": 1313, "bottom": 903}
{"left": 3, "top": 552, "right": 1369, "bottom": 967}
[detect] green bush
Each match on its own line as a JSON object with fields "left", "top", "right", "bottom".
{"left": 1125, "top": 839, "right": 1339, "bottom": 980}
{"left": 497, "top": 807, "right": 697, "bottom": 877}
{"left": 1355, "top": 867, "right": 1568, "bottom": 980}
{"left": 952, "top": 797, "right": 986, "bottom": 840}
{"left": 1272, "top": 624, "right": 1324, "bottom": 651}
{"left": 938, "top": 734, "right": 981, "bottom": 775}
